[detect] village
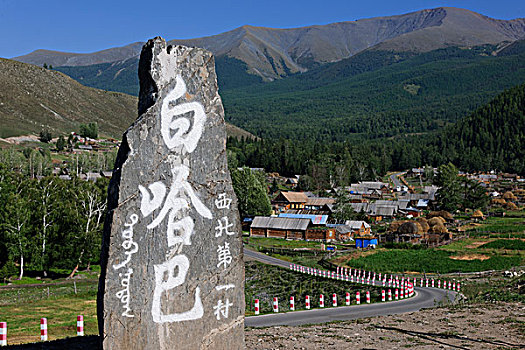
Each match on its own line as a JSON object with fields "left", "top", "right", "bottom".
{"left": 246, "top": 168, "right": 525, "bottom": 249}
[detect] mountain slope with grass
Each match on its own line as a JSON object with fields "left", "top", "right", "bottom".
{"left": 0, "top": 58, "right": 254, "bottom": 140}
{"left": 0, "top": 58, "right": 137, "bottom": 138}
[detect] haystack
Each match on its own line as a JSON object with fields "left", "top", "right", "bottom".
{"left": 502, "top": 191, "right": 517, "bottom": 201}
{"left": 389, "top": 220, "right": 408, "bottom": 232}
{"left": 472, "top": 210, "right": 484, "bottom": 219}
{"left": 428, "top": 216, "right": 446, "bottom": 227}
{"left": 491, "top": 198, "right": 506, "bottom": 205}
{"left": 416, "top": 217, "right": 430, "bottom": 233}
{"left": 430, "top": 222, "right": 448, "bottom": 234}
{"left": 398, "top": 222, "right": 420, "bottom": 235}
{"left": 506, "top": 202, "right": 518, "bottom": 210}
{"left": 428, "top": 210, "right": 454, "bottom": 221}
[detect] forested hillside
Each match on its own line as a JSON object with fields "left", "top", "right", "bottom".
{"left": 436, "top": 83, "right": 525, "bottom": 173}
{"left": 228, "top": 82, "right": 525, "bottom": 183}
{"left": 222, "top": 44, "right": 525, "bottom": 141}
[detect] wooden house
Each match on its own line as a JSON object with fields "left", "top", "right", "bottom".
{"left": 272, "top": 191, "right": 309, "bottom": 211}
{"left": 250, "top": 217, "right": 310, "bottom": 239}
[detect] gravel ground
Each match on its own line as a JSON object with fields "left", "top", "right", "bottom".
{"left": 245, "top": 302, "right": 525, "bottom": 349}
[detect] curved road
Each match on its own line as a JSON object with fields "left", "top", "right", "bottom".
{"left": 390, "top": 171, "right": 406, "bottom": 189}
{"left": 244, "top": 248, "right": 458, "bottom": 327}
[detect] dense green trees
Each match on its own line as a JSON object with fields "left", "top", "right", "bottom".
{"left": 230, "top": 167, "right": 271, "bottom": 218}
{"left": 0, "top": 167, "right": 107, "bottom": 280}
{"left": 434, "top": 163, "right": 489, "bottom": 212}
{"left": 79, "top": 122, "right": 98, "bottom": 139}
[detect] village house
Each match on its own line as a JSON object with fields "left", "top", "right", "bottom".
{"left": 272, "top": 191, "right": 309, "bottom": 211}
{"left": 250, "top": 216, "right": 336, "bottom": 241}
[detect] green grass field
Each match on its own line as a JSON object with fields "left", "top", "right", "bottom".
{"left": 343, "top": 249, "right": 523, "bottom": 274}
{"left": 465, "top": 217, "right": 525, "bottom": 238}
{"left": 0, "top": 281, "right": 98, "bottom": 345}
{"left": 480, "top": 239, "right": 525, "bottom": 250}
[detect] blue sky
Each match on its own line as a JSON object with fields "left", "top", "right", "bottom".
{"left": 1, "top": 0, "right": 523, "bottom": 58}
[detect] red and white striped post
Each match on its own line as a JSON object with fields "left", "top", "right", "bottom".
{"left": 254, "top": 299, "right": 260, "bottom": 315}
{"left": 290, "top": 296, "right": 295, "bottom": 311}
{"left": 425, "top": 279, "right": 429, "bottom": 288}
{"left": 77, "top": 315, "right": 84, "bottom": 336}
{"left": 381, "top": 290, "right": 385, "bottom": 302}
{"left": 400, "top": 288, "right": 404, "bottom": 299}
{"left": 432, "top": 279, "right": 435, "bottom": 288}
{"left": 305, "top": 295, "right": 311, "bottom": 309}
{"left": 457, "top": 282, "right": 461, "bottom": 292}
{"left": 366, "top": 291, "right": 370, "bottom": 304}
{"left": 438, "top": 280, "right": 441, "bottom": 288}
{"left": 320, "top": 294, "right": 325, "bottom": 308}
{"left": 351, "top": 275, "right": 354, "bottom": 283}
{"left": 420, "top": 278, "right": 423, "bottom": 287}
{"left": 345, "top": 292, "right": 350, "bottom": 306}
{"left": 452, "top": 282, "right": 456, "bottom": 291}
{"left": 273, "top": 297, "right": 279, "bottom": 313}
{"left": 395, "top": 289, "right": 399, "bottom": 300}
{"left": 40, "top": 318, "right": 48, "bottom": 341}
{"left": 413, "top": 277, "right": 416, "bottom": 287}
{"left": 448, "top": 281, "right": 452, "bottom": 290}
{"left": 388, "top": 289, "right": 392, "bottom": 301}
{"left": 356, "top": 292, "right": 361, "bottom": 304}
{"left": 0, "top": 322, "right": 6, "bottom": 346}
{"left": 332, "top": 293, "right": 337, "bottom": 307}
{"left": 337, "top": 266, "right": 340, "bottom": 274}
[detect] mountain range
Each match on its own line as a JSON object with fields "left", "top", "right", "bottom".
{"left": 13, "top": 7, "right": 525, "bottom": 85}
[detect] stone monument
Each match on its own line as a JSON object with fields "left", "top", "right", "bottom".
{"left": 98, "top": 37, "right": 245, "bottom": 349}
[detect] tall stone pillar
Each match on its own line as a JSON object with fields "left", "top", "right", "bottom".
{"left": 98, "top": 37, "right": 245, "bottom": 350}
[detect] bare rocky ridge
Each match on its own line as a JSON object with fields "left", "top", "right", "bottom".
{"left": 13, "top": 7, "right": 525, "bottom": 81}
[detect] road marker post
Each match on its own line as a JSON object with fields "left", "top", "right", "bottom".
{"left": 346, "top": 292, "right": 350, "bottom": 306}
{"left": 305, "top": 295, "right": 310, "bottom": 310}
{"left": 395, "top": 289, "right": 399, "bottom": 300}
{"left": 290, "top": 296, "right": 295, "bottom": 311}
{"left": 332, "top": 293, "right": 337, "bottom": 307}
{"left": 388, "top": 289, "right": 392, "bottom": 301}
{"left": 320, "top": 294, "right": 324, "bottom": 308}
{"left": 77, "top": 315, "right": 84, "bottom": 336}
{"left": 40, "top": 318, "right": 48, "bottom": 341}
{"left": 356, "top": 292, "right": 360, "bottom": 304}
{"left": 254, "top": 299, "right": 260, "bottom": 315}
{"left": 366, "top": 291, "right": 370, "bottom": 303}
{"left": 382, "top": 290, "right": 385, "bottom": 302}
{"left": 273, "top": 297, "right": 279, "bottom": 313}
{"left": 0, "top": 322, "right": 6, "bottom": 346}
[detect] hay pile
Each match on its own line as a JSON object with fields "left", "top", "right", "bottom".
{"left": 472, "top": 210, "right": 484, "bottom": 219}
{"left": 427, "top": 216, "right": 448, "bottom": 234}
{"left": 492, "top": 198, "right": 506, "bottom": 205}
{"left": 502, "top": 191, "right": 517, "bottom": 202}
{"left": 416, "top": 217, "right": 430, "bottom": 233}
{"left": 428, "top": 210, "right": 453, "bottom": 221}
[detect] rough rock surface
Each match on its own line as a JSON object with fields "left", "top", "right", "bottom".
{"left": 98, "top": 37, "right": 245, "bottom": 350}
